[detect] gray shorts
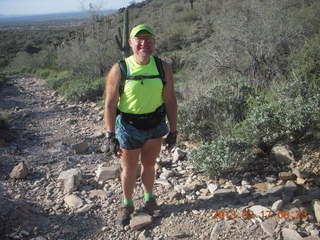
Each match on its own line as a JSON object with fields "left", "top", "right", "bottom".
{"left": 115, "top": 114, "right": 168, "bottom": 150}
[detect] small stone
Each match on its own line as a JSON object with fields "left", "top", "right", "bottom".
{"left": 207, "top": 183, "right": 219, "bottom": 194}
{"left": 75, "top": 204, "right": 93, "bottom": 214}
{"left": 92, "top": 130, "right": 104, "bottom": 139}
{"left": 88, "top": 190, "right": 107, "bottom": 200}
{"left": 279, "top": 172, "right": 297, "bottom": 181}
{"left": 64, "top": 194, "right": 83, "bottom": 209}
{"left": 253, "top": 182, "right": 268, "bottom": 192}
{"left": 236, "top": 186, "right": 250, "bottom": 196}
{"left": 9, "top": 162, "right": 28, "bottom": 179}
{"left": 155, "top": 178, "right": 172, "bottom": 187}
{"left": 71, "top": 141, "right": 89, "bottom": 154}
{"left": 218, "top": 178, "right": 226, "bottom": 185}
{"left": 249, "top": 205, "right": 273, "bottom": 219}
{"left": 172, "top": 148, "right": 187, "bottom": 162}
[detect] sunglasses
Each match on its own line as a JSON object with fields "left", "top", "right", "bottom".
{"left": 133, "top": 37, "right": 155, "bottom": 44}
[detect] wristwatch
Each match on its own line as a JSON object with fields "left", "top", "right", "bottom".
{"left": 106, "top": 131, "right": 115, "bottom": 139}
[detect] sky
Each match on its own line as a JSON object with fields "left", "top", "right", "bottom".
{"left": 0, "top": 0, "right": 144, "bottom": 16}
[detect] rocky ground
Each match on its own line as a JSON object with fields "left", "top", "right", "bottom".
{"left": 0, "top": 75, "right": 320, "bottom": 240}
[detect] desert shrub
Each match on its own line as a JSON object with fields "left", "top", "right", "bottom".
{"left": 5, "top": 48, "right": 55, "bottom": 73}
{"left": 176, "top": 10, "right": 199, "bottom": 23}
{"left": 178, "top": 77, "right": 256, "bottom": 142}
{"left": 35, "top": 68, "right": 60, "bottom": 79}
{"left": 290, "top": 34, "right": 320, "bottom": 89}
{"left": 234, "top": 77, "right": 320, "bottom": 149}
{"left": 45, "top": 70, "right": 73, "bottom": 90}
{"left": 189, "top": 135, "right": 254, "bottom": 178}
{"left": 291, "top": 1, "right": 320, "bottom": 37}
{"left": 58, "top": 75, "right": 104, "bottom": 102}
{"left": 56, "top": 29, "right": 118, "bottom": 77}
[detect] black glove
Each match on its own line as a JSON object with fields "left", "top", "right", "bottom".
{"left": 164, "top": 131, "right": 177, "bottom": 150}
{"left": 105, "top": 132, "right": 120, "bottom": 156}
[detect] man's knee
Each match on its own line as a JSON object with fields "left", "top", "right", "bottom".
{"left": 141, "top": 160, "right": 155, "bottom": 170}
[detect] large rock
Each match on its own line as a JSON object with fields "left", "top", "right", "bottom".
{"left": 9, "top": 162, "right": 28, "bottom": 179}
{"left": 313, "top": 200, "right": 320, "bottom": 223}
{"left": 260, "top": 216, "right": 278, "bottom": 236}
{"left": 271, "top": 144, "right": 295, "bottom": 165}
{"left": 210, "top": 221, "right": 226, "bottom": 240}
{"left": 282, "top": 228, "right": 303, "bottom": 240}
{"left": 95, "top": 164, "right": 121, "bottom": 182}
{"left": 130, "top": 213, "right": 152, "bottom": 231}
{"left": 58, "top": 168, "right": 82, "bottom": 194}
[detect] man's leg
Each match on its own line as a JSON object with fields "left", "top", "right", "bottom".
{"left": 116, "top": 148, "right": 140, "bottom": 225}
{"left": 120, "top": 148, "right": 140, "bottom": 201}
{"left": 140, "top": 138, "right": 162, "bottom": 196}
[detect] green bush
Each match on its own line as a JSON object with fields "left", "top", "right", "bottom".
{"left": 178, "top": 78, "right": 256, "bottom": 142}
{"left": 189, "top": 135, "right": 254, "bottom": 178}
{"left": 234, "top": 78, "right": 320, "bottom": 148}
{"left": 6, "top": 48, "right": 56, "bottom": 73}
{"left": 59, "top": 76, "right": 104, "bottom": 102}
{"left": 45, "top": 71, "right": 72, "bottom": 90}
{"left": 290, "top": 34, "right": 320, "bottom": 89}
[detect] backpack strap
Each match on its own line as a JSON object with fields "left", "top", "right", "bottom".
{"left": 154, "top": 56, "right": 166, "bottom": 85}
{"left": 118, "top": 60, "right": 127, "bottom": 95}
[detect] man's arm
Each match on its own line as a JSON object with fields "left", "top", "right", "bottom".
{"left": 104, "top": 63, "right": 121, "bottom": 133}
{"left": 162, "top": 62, "right": 177, "bottom": 133}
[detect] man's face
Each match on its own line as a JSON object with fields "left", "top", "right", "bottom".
{"left": 129, "top": 35, "right": 155, "bottom": 57}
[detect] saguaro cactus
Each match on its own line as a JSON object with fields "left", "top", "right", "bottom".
{"left": 115, "top": 8, "right": 130, "bottom": 58}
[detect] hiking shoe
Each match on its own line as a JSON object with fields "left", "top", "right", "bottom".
{"left": 116, "top": 205, "right": 134, "bottom": 226}
{"left": 142, "top": 197, "right": 158, "bottom": 215}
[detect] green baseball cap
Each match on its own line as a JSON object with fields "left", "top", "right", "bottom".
{"left": 129, "top": 24, "right": 155, "bottom": 39}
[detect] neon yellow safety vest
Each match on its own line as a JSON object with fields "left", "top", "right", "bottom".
{"left": 118, "top": 55, "right": 164, "bottom": 114}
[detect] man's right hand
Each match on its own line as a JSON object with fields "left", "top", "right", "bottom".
{"left": 105, "top": 132, "right": 120, "bottom": 156}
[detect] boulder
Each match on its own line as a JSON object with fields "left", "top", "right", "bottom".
{"left": 96, "top": 164, "right": 121, "bottom": 182}
{"left": 313, "top": 200, "right": 320, "bottom": 223}
{"left": 281, "top": 228, "right": 303, "bottom": 240}
{"left": 271, "top": 144, "right": 295, "bottom": 165}
{"left": 58, "top": 168, "right": 82, "bottom": 194}
{"left": 130, "top": 213, "right": 152, "bottom": 231}
{"left": 9, "top": 162, "right": 28, "bottom": 179}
